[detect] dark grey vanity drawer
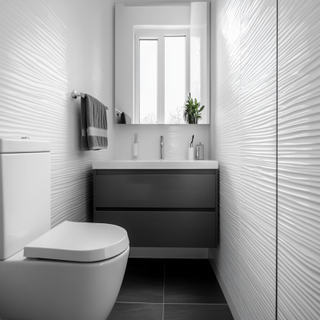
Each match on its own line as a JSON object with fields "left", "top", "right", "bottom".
{"left": 93, "top": 169, "right": 216, "bottom": 209}
{"left": 94, "top": 210, "right": 217, "bottom": 248}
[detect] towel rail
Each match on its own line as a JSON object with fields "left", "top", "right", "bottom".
{"left": 71, "top": 90, "right": 86, "bottom": 99}
{"left": 71, "top": 90, "right": 109, "bottom": 110}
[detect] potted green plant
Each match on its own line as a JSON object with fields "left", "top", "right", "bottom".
{"left": 183, "top": 93, "right": 205, "bottom": 124}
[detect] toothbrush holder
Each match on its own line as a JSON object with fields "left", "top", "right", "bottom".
{"left": 188, "top": 147, "right": 195, "bottom": 160}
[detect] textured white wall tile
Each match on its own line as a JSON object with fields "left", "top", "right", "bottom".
{"left": 114, "top": 125, "right": 210, "bottom": 160}
{"left": 213, "top": 0, "right": 277, "bottom": 319}
{"left": 238, "top": 1, "right": 277, "bottom": 319}
{"left": 0, "top": 0, "right": 114, "bottom": 227}
{"left": 278, "top": 0, "right": 320, "bottom": 319}
{"left": 212, "top": 0, "right": 242, "bottom": 317}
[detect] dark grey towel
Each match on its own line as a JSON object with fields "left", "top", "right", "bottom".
{"left": 81, "top": 94, "right": 108, "bottom": 150}
{"left": 120, "top": 112, "right": 132, "bottom": 124}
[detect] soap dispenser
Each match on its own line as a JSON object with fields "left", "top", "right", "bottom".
{"left": 196, "top": 142, "right": 204, "bottom": 160}
{"left": 133, "top": 133, "right": 138, "bottom": 157}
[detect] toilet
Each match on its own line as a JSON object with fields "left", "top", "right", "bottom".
{"left": 0, "top": 138, "right": 130, "bottom": 320}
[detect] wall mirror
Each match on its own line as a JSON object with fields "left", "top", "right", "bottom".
{"left": 115, "top": 2, "right": 210, "bottom": 125}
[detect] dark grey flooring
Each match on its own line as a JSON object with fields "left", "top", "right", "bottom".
{"left": 108, "top": 258, "right": 234, "bottom": 320}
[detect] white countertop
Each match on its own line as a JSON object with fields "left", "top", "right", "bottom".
{"left": 92, "top": 160, "right": 218, "bottom": 170}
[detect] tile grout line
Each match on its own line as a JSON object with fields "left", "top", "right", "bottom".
{"left": 162, "top": 259, "right": 166, "bottom": 320}
{"left": 164, "top": 302, "right": 229, "bottom": 306}
{"left": 115, "top": 301, "right": 229, "bottom": 306}
{"left": 275, "top": 2, "right": 279, "bottom": 320}
{"left": 115, "top": 301, "right": 163, "bottom": 305}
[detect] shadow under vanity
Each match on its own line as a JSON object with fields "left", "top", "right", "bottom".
{"left": 92, "top": 160, "right": 219, "bottom": 248}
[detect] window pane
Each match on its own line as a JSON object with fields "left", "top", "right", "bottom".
{"left": 165, "top": 36, "right": 186, "bottom": 124}
{"left": 139, "top": 40, "right": 158, "bottom": 124}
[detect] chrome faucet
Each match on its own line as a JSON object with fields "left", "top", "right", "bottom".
{"left": 160, "top": 136, "right": 164, "bottom": 159}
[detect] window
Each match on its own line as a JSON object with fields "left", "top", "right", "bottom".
{"left": 139, "top": 39, "right": 158, "bottom": 124}
{"left": 135, "top": 30, "right": 190, "bottom": 124}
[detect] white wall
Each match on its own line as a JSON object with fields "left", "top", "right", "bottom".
{"left": 212, "top": 0, "right": 320, "bottom": 319}
{"left": 0, "top": 0, "right": 115, "bottom": 226}
{"left": 278, "top": 0, "right": 320, "bottom": 318}
{"left": 114, "top": 124, "right": 209, "bottom": 160}
{"left": 212, "top": 0, "right": 277, "bottom": 319}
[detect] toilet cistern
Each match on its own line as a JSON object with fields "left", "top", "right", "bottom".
{"left": 160, "top": 135, "right": 164, "bottom": 159}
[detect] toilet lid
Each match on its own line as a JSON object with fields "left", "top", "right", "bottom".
{"left": 23, "top": 221, "right": 129, "bottom": 262}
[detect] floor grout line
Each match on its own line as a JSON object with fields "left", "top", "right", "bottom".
{"left": 115, "top": 301, "right": 229, "bottom": 306}
{"left": 162, "top": 259, "right": 166, "bottom": 320}
{"left": 115, "top": 301, "right": 163, "bottom": 305}
{"left": 163, "top": 302, "right": 229, "bottom": 306}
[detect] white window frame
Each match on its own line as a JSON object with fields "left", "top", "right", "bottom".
{"left": 134, "top": 28, "right": 190, "bottom": 124}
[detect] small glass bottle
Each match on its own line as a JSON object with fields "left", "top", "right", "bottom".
{"left": 196, "top": 142, "right": 204, "bottom": 160}
{"left": 133, "top": 133, "right": 138, "bottom": 157}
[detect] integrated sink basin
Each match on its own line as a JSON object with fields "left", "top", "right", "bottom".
{"left": 92, "top": 160, "right": 218, "bottom": 170}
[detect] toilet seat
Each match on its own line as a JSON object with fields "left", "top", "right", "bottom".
{"left": 23, "top": 221, "right": 129, "bottom": 262}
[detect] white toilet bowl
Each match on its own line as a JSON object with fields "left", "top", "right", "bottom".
{"left": 0, "top": 139, "right": 130, "bottom": 320}
{"left": 0, "top": 221, "right": 130, "bottom": 320}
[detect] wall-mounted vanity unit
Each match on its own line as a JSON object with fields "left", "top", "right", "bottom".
{"left": 92, "top": 160, "right": 219, "bottom": 248}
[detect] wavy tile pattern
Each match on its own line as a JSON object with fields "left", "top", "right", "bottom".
{"left": 212, "top": 0, "right": 242, "bottom": 317}
{"left": 213, "top": 0, "right": 277, "bottom": 319}
{"left": 238, "top": 1, "right": 277, "bottom": 319}
{"left": 278, "top": 0, "right": 320, "bottom": 319}
{"left": 0, "top": 0, "right": 114, "bottom": 227}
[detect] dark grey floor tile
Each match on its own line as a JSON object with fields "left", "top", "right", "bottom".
{"left": 125, "top": 258, "right": 164, "bottom": 275}
{"left": 117, "top": 258, "right": 164, "bottom": 303}
{"left": 164, "top": 304, "right": 234, "bottom": 320}
{"left": 165, "top": 259, "right": 214, "bottom": 277}
{"left": 108, "top": 303, "right": 163, "bottom": 320}
{"left": 164, "top": 259, "right": 227, "bottom": 304}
